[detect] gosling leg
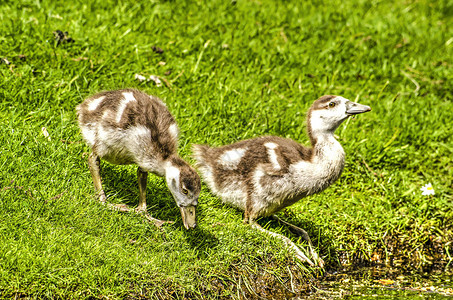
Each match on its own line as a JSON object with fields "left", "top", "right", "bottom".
{"left": 271, "top": 215, "right": 324, "bottom": 268}
{"left": 87, "top": 152, "right": 106, "bottom": 203}
{"left": 136, "top": 167, "right": 148, "bottom": 213}
{"left": 87, "top": 152, "right": 127, "bottom": 211}
{"left": 250, "top": 220, "right": 315, "bottom": 267}
{"left": 134, "top": 167, "right": 171, "bottom": 228}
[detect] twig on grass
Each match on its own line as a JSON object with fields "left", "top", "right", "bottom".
{"left": 401, "top": 70, "right": 420, "bottom": 95}
{"left": 171, "top": 69, "right": 185, "bottom": 83}
{"left": 49, "top": 191, "right": 66, "bottom": 201}
{"left": 1, "top": 181, "right": 36, "bottom": 200}
{"left": 159, "top": 77, "right": 173, "bottom": 90}
{"left": 61, "top": 139, "right": 80, "bottom": 144}
{"left": 361, "top": 158, "right": 383, "bottom": 178}
{"left": 1, "top": 179, "right": 24, "bottom": 191}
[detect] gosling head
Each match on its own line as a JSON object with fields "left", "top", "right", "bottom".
{"left": 308, "top": 95, "right": 371, "bottom": 135}
{"left": 165, "top": 157, "right": 201, "bottom": 230}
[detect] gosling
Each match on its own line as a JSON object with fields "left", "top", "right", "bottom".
{"left": 77, "top": 88, "right": 201, "bottom": 229}
{"left": 193, "top": 95, "right": 371, "bottom": 266}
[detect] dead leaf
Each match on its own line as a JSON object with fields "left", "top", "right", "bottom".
{"left": 72, "top": 57, "right": 89, "bottom": 62}
{"left": 53, "top": 30, "right": 74, "bottom": 45}
{"left": 375, "top": 279, "right": 395, "bottom": 285}
{"left": 135, "top": 74, "right": 147, "bottom": 82}
{"left": 41, "top": 127, "right": 51, "bottom": 141}
{"left": 149, "top": 75, "right": 162, "bottom": 87}
{"left": 134, "top": 74, "right": 163, "bottom": 87}
{"left": 151, "top": 46, "right": 164, "bottom": 54}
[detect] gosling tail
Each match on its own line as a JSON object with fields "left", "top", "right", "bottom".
{"left": 192, "top": 144, "right": 213, "bottom": 168}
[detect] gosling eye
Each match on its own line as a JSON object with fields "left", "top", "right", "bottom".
{"left": 328, "top": 102, "right": 336, "bottom": 108}
{"left": 182, "top": 188, "right": 189, "bottom": 195}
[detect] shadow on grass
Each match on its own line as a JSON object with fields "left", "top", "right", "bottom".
{"left": 181, "top": 226, "right": 219, "bottom": 259}
{"left": 97, "top": 163, "right": 220, "bottom": 255}
{"left": 99, "top": 163, "right": 181, "bottom": 222}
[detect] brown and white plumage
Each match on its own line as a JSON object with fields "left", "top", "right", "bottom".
{"left": 193, "top": 95, "right": 371, "bottom": 266}
{"left": 77, "top": 88, "right": 201, "bottom": 229}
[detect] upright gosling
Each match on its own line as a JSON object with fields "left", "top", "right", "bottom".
{"left": 77, "top": 88, "right": 201, "bottom": 229}
{"left": 193, "top": 95, "right": 371, "bottom": 266}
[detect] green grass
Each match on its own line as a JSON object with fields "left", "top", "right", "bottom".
{"left": 1, "top": 0, "right": 452, "bottom": 298}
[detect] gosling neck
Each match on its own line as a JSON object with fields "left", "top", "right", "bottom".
{"left": 306, "top": 110, "right": 345, "bottom": 161}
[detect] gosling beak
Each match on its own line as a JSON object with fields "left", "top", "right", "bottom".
{"left": 346, "top": 101, "right": 371, "bottom": 115}
{"left": 179, "top": 206, "right": 197, "bottom": 230}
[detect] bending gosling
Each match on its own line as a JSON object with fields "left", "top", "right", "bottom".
{"left": 193, "top": 95, "right": 371, "bottom": 266}
{"left": 77, "top": 88, "right": 201, "bottom": 229}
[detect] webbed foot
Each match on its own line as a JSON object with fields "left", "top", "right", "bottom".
{"left": 104, "top": 203, "right": 173, "bottom": 229}
{"left": 271, "top": 215, "right": 324, "bottom": 268}
{"left": 250, "top": 221, "right": 316, "bottom": 267}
